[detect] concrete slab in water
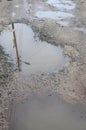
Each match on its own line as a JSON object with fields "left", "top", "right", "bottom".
{"left": 0, "top": 23, "right": 70, "bottom": 74}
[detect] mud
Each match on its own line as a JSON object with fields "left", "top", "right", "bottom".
{"left": 0, "top": 0, "right": 86, "bottom": 130}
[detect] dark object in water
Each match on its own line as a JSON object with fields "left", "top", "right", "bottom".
{"left": 12, "top": 23, "right": 21, "bottom": 71}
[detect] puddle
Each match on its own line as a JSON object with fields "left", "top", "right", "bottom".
{"left": 14, "top": 5, "right": 20, "bottom": 8}
{"left": 74, "top": 27, "right": 86, "bottom": 33}
{"left": 47, "top": 0, "right": 76, "bottom": 11}
{"left": 11, "top": 12, "right": 16, "bottom": 17}
{"left": 36, "top": 11, "right": 74, "bottom": 20}
{"left": 11, "top": 93, "right": 86, "bottom": 130}
{"left": 0, "top": 23, "right": 69, "bottom": 75}
{"left": 35, "top": 0, "right": 75, "bottom": 27}
{"left": 57, "top": 21, "right": 69, "bottom": 26}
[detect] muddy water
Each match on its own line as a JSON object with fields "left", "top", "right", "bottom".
{"left": 12, "top": 94, "right": 86, "bottom": 130}
{"left": 0, "top": 23, "right": 69, "bottom": 75}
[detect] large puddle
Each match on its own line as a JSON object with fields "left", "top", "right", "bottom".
{"left": 0, "top": 23, "right": 69, "bottom": 74}
{"left": 11, "top": 94, "right": 86, "bottom": 130}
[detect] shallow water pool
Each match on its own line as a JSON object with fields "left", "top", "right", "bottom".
{"left": 0, "top": 23, "right": 69, "bottom": 74}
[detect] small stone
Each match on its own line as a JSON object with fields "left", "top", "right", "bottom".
{"left": 63, "top": 88, "right": 66, "bottom": 90}
{"left": 73, "top": 89, "right": 75, "bottom": 92}
{"left": 48, "top": 94, "right": 52, "bottom": 96}
{"left": 0, "top": 92, "right": 1, "bottom": 97}
{"left": 5, "top": 108, "right": 8, "bottom": 110}
{"left": 8, "top": 91, "right": 12, "bottom": 95}
{"left": 41, "top": 73, "right": 44, "bottom": 76}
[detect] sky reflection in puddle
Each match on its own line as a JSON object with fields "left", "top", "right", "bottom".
{"left": 0, "top": 23, "right": 70, "bottom": 75}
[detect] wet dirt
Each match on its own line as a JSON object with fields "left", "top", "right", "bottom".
{"left": 0, "top": 23, "right": 70, "bottom": 75}
{"left": 0, "top": 0, "right": 86, "bottom": 130}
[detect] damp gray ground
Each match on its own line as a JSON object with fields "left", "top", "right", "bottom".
{"left": 0, "top": 0, "right": 86, "bottom": 130}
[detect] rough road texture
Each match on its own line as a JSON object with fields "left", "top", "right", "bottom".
{"left": 0, "top": 0, "right": 86, "bottom": 129}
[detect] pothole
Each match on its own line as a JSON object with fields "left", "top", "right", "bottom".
{"left": 0, "top": 23, "right": 70, "bottom": 75}
{"left": 11, "top": 93, "right": 86, "bottom": 130}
